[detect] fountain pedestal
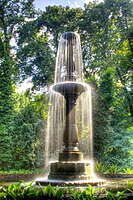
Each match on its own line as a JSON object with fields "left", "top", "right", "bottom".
{"left": 48, "top": 161, "right": 90, "bottom": 181}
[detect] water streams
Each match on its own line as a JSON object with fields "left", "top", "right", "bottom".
{"left": 46, "top": 84, "right": 93, "bottom": 164}
{"left": 55, "top": 32, "right": 83, "bottom": 83}
{"left": 44, "top": 32, "right": 93, "bottom": 180}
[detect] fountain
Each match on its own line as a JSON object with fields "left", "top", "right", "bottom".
{"left": 36, "top": 32, "right": 105, "bottom": 186}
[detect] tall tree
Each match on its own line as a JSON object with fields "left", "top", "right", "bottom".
{"left": 80, "top": 0, "right": 133, "bottom": 117}
{"left": 17, "top": 5, "right": 83, "bottom": 89}
{"left": 17, "top": 30, "right": 55, "bottom": 90}
{"left": 11, "top": 92, "right": 49, "bottom": 170}
{"left": 0, "top": 0, "right": 36, "bottom": 170}
{"left": 80, "top": 0, "right": 133, "bottom": 166}
{"left": 0, "top": 0, "right": 36, "bottom": 119}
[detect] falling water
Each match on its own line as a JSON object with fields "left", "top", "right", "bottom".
{"left": 55, "top": 32, "right": 83, "bottom": 83}
{"left": 45, "top": 85, "right": 93, "bottom": 164}
{"left": 45, "top": 32, "right": 93, "bottom": 174}
{"left": 76, "top": 86, "right": 93, "bottom": 161}
{"left": 45, "top": 91, "right": 65, "bottom": 167}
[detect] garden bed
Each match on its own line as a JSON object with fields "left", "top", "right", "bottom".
{"left": 102, "top": 174, "right": 133, "bottom": 178}
{"left": 1, "top": 173, "right": 133, "bottom": 182}
{"left": 0, "top": 174, "right": 46, "bottom": 182}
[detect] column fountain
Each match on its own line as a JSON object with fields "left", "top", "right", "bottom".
{"left": 36, "top": 32, "right": 105, "bottom": 186}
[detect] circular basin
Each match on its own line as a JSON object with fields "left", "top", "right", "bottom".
{"left": 52, "top": 82, "right": 88, "bottom": 97}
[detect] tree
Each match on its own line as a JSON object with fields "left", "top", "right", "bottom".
{"left": 17, "top": 5, "right": 83, "bottom": 89}
{"left": 17, "top": 31, "right": 55, "bottom": 90}
{"left": 0, "top": 0, "right": 36, "bottom": 170}
{"left": 79, "top": 0, "right": 133, "bottom": 166}
{"left": 37, "top": 6, "right": 83, "bottom": 49}
{"left": 11, "top": 92, "right": 49, "bottom": 170}
{"left": 80, "top": 0, "right": 133, "bottom": 117}
{"left": 0, "top": 0, "right": 36, "bottom": 120}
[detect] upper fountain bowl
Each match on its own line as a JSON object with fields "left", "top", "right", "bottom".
{"left": 52, "top": 82, "right": 88, "bottom": 97}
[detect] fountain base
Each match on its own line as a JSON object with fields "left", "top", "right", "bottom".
{"left": 36, "top": 177, "right": 106, "bottom": 187}
{"left": 48, "top": 161, "right": 90, "bottom": 181}
{"left": 35, "top": 160, "right": 106, "bottom": 187}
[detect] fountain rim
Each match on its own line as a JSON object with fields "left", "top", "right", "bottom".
{"left": 51, "top": 81, "right": 91, "bottom": 91}
{"left": 50, "top": 82, "right": 91, "bottom": 97}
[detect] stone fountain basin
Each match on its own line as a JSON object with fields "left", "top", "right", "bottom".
{"left": 52, "top": 82, "right": 88, "bottom": 96}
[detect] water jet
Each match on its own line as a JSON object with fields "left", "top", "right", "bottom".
{"left": 36, "top": 32, "right": 105, "bottom": 186}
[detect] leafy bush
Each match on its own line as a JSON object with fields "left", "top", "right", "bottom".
{"left": 94, "top": 162, "right": 107, "bottom": 174}
{"left": 94, "top": 162, "right": 133, "bottom": 174}
{"left": 0, "top": 169, "right": 47, "bottom": 175}
{"left": 0, "top": 182, "right": 130, "bottom": 200}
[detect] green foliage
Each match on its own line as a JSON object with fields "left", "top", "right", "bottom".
{"left": 0, "top": 0, "right": 133, "bottom": 172}
{"left": 17, "top": 32, "right": 55, "bottom": 89}
{"left": 0, "top": 182, "right": 67, "bottom": 200}
{"left": 106, "top": 164, "right": 120, "bottom": 174}
{"left": 0, "top": 0, "right": 41, "bottom": 171}
{"left": 17, "top": 5, "right": 83, "bottom": 89}
{"left": 0, "top": 125, "right": 12, "bottom": 170}
{"left": 0, "top": 182, "right": 130, "bottom": 200}
{"left": 73, "top": 185, "right": 100, "bottom": 200}
{"left": 106, "top": 190, "right": 126, "bottom": 200}
{"left": 93, "top": 66, "right": 133, "bottom": 167}
{"left": 0, "top": 168, "right": 47, "bottom": 175}
{"left": 0, "top": 89, "right": 49, "bottom": 170}
{"left": 94, "top": 162, "right": 106, "bottom": 174}
{"left": 122, "top": 168, "right": 133, "bottom": 174}
{"left": 11, "top": 92, "right": 49, "bottom": 170}
{"left": 98, "top": 67, "right": 115, "bottom": 111}
{"left": 94, "top": 162, "right": 133, "bottom": 174}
